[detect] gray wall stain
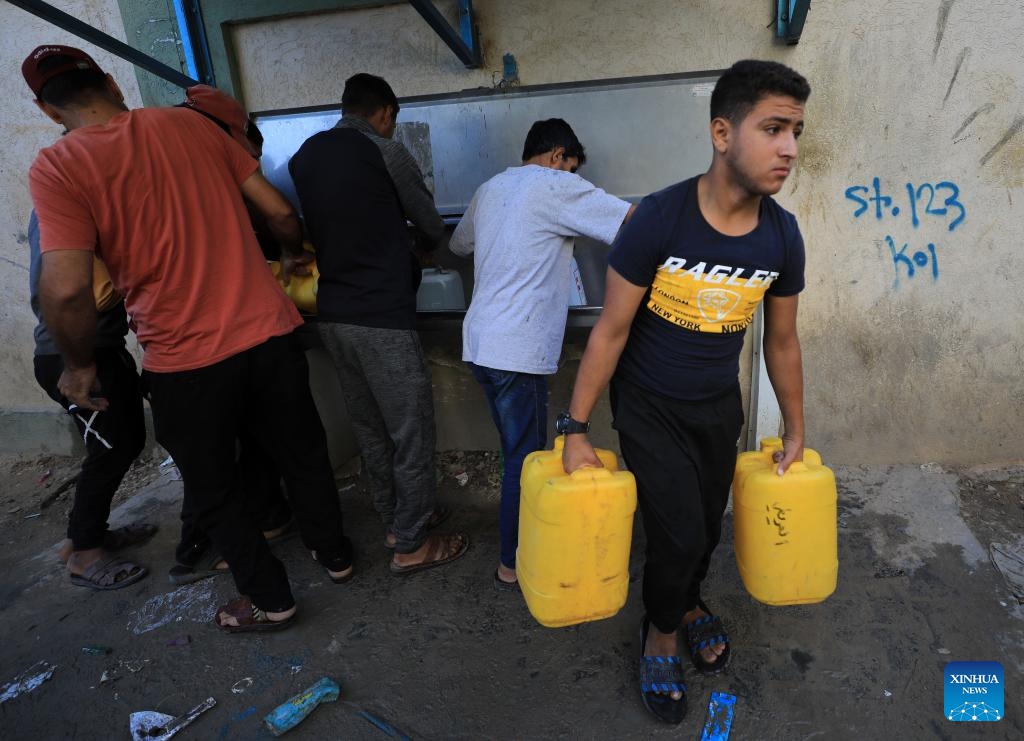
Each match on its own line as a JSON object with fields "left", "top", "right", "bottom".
{"left": 980, "top": 115, "right": 1024, "bottom": 166}
{"left": 952, "top": 102, "right": 994, "bottom": 140}
{"left": 942, "top": 47, "right": 969, "bottom": 104}
{"left": 934, "top": 0, "right": 956, "bottom": 58}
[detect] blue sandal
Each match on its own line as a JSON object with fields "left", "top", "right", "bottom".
{"left": 684, "top": 600, "right": 732, "bottom": 675}
{"left": 639, "top": 616, "right": 687, "bottom": 724}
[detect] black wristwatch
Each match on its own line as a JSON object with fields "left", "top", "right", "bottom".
{"left": 555, "top": 411, "right": 590, "bottom": 435}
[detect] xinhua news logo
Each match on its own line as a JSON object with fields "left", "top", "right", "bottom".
{"left": 944, "top": 661, "right": 1003, "bottom": 721}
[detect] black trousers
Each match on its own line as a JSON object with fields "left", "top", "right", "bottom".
{"left": 611, "top": 377, "right": 743, "bottom": 635}
{"left": 144, "top": 332, "right": 351, "bottom": 611}
{"left": 174, "top": 433, "right": 292, "bottom": 567}
{"left": 34, "top": 347, "right": 146, "bottom": 550}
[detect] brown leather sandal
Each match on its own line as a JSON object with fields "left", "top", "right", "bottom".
{"left": 214, "top": 596, "right": 295, "bottom": 633}
{"left": 390, "top": 532, "right": 469, "bottom": 575}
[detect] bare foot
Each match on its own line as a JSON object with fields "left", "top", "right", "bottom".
{"left": 262, "top": 523, "right": 289, "bottom": 541}
{"left": 327, "top": 564, "right": 353, "bottom": 581}
{"left": 496, "top": 562, "right": 517, "bottom": 585}
{"left": 644, "top": 624, "right": 684, "bottom": 701}
{"left": 682, "top": 606, "right": 726, "bottom": 665}
{"left": 66, "top": 547, "right": 106, "bottom": 576}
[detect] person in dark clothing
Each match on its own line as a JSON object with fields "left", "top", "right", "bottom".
{"left": 28, "top": 211, "right": 154, "bottom": 589}
{"left": 562, "top": 60, "right": 811, "bottom": 723}
{"left": 26, "top": 45, "right": 352, "bottom": 632}
{"left": 289, "top": 73, "right": 468, "bottom": 574}
{"left": 168, "top": 84, "right": 296, "bottom": 585}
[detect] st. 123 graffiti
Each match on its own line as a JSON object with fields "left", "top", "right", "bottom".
{"left": 845, "top": 177, "right": 966, "bottom": 231}
{"left": 844, "top": 177, "right": 967, "bottom": 288}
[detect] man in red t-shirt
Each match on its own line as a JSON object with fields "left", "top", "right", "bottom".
{"left": 24, "top": 45, "right": 353, "bottom": 631}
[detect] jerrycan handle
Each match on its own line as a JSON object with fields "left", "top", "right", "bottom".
{"left": 780, "top": 461, "right": 809, "bottom": 475}
{"left": 569, "top": 465, "right": 614, "bottom": 481}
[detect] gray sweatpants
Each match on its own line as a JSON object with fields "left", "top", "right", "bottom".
{"left": 318, "top": 322, "right": 437, "bottom": 553}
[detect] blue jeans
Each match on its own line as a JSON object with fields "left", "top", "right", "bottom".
{"left": 467, "top": 363, "right": 548, "bottom": 569}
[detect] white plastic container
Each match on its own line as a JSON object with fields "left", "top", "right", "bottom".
{"left": 568, "top": 257, "right": 588, "bottom": 307}
{"left": 417, "top": 267, "right": 466, "bottom": 311}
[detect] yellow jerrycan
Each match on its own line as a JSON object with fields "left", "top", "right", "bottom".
{"left": 269, "top": 244, "right": 319, "bottom": 314}
{"left": 733, "top": 437, "right": 821, "bottom": 498}
{"left": 517, "top": 436, "right": 637, "bottom": 628}
{"left": 733, "top": 450, "right": 838, "bottom": 606}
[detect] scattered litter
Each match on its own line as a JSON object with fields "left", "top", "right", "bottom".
{"left": 339, "top": 483, "right": 356, "bottom": 492}
{"left": 37, "top": 470, "right": 53, "bottom": 485}
{"left": 883, "top": 689, "right": 892, "bottom": 697}
{"left": 263, "top": 676, "right": 340, "bottom": 737}
{"left": 166, "top": 635, "right": 191, "bottom": 647}
{"left": 129, "top": 581, "right": 218, "bottom": 635}
{"left": 159, "top": 456, "right": 176, "bottom": 468}
{"left": 290, "top": 665, "right": 303, "bottom": 675}
{"left": 0, "top": 661, "right": 57, "bottom": 704}
{"left": 123, "top": 660, "right": 150, "bottom": 673}
{"left": 989, "top": 541, "right": 1024, "bottom": 604}
{"left": 455, "top": 472, "right": 469, "bottom": 487}
{"left": 231, "top": 677, "right": 253, "bottom": 694}
{"left": 129, "top": 696, "right": 216, "bottom": 741}
{"left": 699, "top": 691, "right": 736, "bottom": 741}
{"left": 937, "top": 648, "right": 951, "bottom": 655}
{"left": 82, "top": 645, "right": 112, "bottom": 656}
{"left": 99, "top": 670, "right": 117, "bottom": 685}
{"left": 23, "top": 513, "right": 42, "bottom": 520}
{"left": 919, "top": 462, "right": 944, "bottom": 474}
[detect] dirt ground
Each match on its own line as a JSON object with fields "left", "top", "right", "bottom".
{"left": 0, "top": 451, "right": 1021, "bottom": 740}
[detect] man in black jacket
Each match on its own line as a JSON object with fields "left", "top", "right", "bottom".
{"left": 290, "top": 73, "right": 467, "bottom": 574}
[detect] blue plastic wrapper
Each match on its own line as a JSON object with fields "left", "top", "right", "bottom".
{"left": 700, "top": 691, "right": 737, "bottom": 741}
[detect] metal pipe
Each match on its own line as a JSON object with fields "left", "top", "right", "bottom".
{"left": 8, "top": 0, "right": 198, "bottom": 89}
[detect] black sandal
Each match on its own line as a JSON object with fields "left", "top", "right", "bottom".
{"left": 639, "top": 616, "right": 687, "bottom": 724}
{"left": 684, "top": 600, "right": 732, "bottom": 675}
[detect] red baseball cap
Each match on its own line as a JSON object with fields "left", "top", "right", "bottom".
{"left": 22, "top": 45, "right": 104, "bottom": 99}
{"left": 183, "top": 84, "right": 256, "bottom": 155}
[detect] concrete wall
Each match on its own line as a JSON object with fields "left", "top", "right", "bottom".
{"left": 2, "top": 0, "right": 1022, "bottom": 465}
{"left": 0, "top": 1, "right": 146, "bottom": 452}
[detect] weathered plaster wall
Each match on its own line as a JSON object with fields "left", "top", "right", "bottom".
{"left": 0, "top": 1, "right": 145, "bottom": 435}
{"left": 1, "top": 1, "right": 1022, "bottom": 465}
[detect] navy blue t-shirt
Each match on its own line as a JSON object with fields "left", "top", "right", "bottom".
{"left": 609, "top": 176, "right": 805, "bottom": 402}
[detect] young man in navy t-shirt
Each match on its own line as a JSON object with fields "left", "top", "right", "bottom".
{"left": 559, "top": 60, "right": 811, "bottom": 724}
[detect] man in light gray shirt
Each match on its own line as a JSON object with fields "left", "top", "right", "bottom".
{"left": 450, "top": 118, "right": 633, "bottom": 589}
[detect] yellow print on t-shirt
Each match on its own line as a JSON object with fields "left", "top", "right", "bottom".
{"left": 647, "top": 257, "right": 779, "bottom": 334}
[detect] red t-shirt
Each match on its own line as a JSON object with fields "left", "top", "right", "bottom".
{"left": 29, "top": 107, "right": 301, "bottom": 372}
